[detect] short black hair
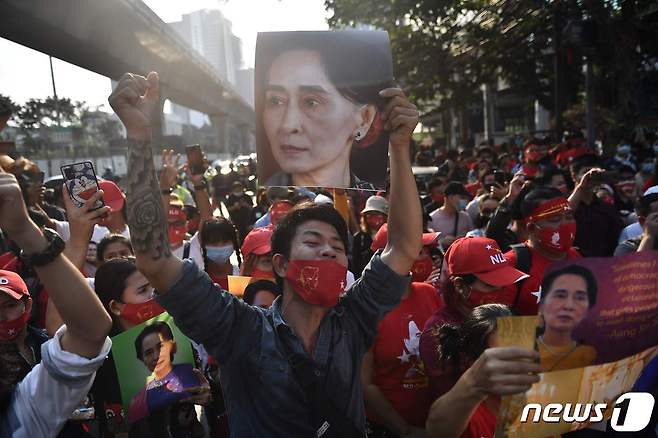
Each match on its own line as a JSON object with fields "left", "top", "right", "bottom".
{"left": 271, "top": 202, "right": 349, "bottom": 287}
{"left": 571, "top": 154, "right": 600, "bottom": 176}
{"left": 540, "top": 265, "right": 597, "bottom": 308}
{"left": 97, "top": 234, "right": 133, "bottom": 262}
{"left": 134, "top": 321, "right": 174, "bottom": 362}
{"left": 243, "top": 280, "right": 281, "bottom": 306}
{"left": 428, "top": 178, "right": 445, "bottom": 191}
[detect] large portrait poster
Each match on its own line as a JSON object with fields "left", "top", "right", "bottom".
{"left": 255, "top": 30, "right": 393, "bottom": 190}
{"left": 111, "top": 313, "right": 200, "bottom": 424}
{"left": 495, "top": 250, "right": 658, "bottom": 437}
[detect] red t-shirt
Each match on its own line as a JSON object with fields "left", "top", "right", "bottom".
{"left": 208, "top": 271, "right": 229, "bottom": 291}
{"left": 461, "top": 403, "right": 497, "bottom": 438}
{"left": 369, "top": 282, "right": 441, "bottom": 427}
{"left": 503, "top": 245, "right": 581, "bottom": 315}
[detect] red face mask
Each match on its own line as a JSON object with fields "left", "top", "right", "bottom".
{"left": 168, "top": 225, "right": 187, "bottom": 247}
{"left": 365, "top": 214, "right": 386, "bottom": 231}
{"left": 270, "top": 201, "right": 293, "bottom": 225}
{"left": 411, "top": 256, "right": 433, "bottom": 283}
{"left": 0, "top": 303, "right": 31, "bottom": 342}
{"left": 431, "top": 193, "right": 445, "bottom": 204}
{"left": 535, "top": 222, "right": 577, "bottom": 253}
{"left": 285, "top": 259, "right": 348, "bottom": 307}
{"left": 251, "top": 268, "right": 274, "bottom": 280}
{"left": 466, "top": 288, "right": 501, "bottom": 308}
{"left": 120, "top": 298, "right": 165, "bottom": 325}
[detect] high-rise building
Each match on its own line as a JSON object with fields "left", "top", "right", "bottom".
{"left": 169, "top": 9, "right": 243, "bottom": 87}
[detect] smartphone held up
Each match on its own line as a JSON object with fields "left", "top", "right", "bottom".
{"left": 61, "top": 161, "right": 105, "bottom": 211}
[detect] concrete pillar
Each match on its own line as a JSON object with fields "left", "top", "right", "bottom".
{"left": 482, "top": 83, "right": 496, "bottom": 141}
{"left": 210, "top": 113, "right": 229, "bottom": 157}
{"left": 535, "top": 100, "right": 550, "bottom": 132}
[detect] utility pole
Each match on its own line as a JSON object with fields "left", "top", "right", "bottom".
{"left": 49, "top": 56, "right": 60, "bottom": 126}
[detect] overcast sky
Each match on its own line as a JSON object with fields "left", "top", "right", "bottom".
{"left": 0, "top": 0, "right": 329, "bottom": 111}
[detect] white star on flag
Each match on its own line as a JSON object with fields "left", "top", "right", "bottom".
{"left": 485, "top": 244, "right": 493, "bottom": 250}
{"left": 531, "top": 287, "right": 542, "bottom": 303}
{"left": 397, "top": 350, "right": 411, "bottom": 363}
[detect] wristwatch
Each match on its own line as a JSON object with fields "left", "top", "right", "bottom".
{"left": 20, "top": 228, "right": 65, "bottom": 267}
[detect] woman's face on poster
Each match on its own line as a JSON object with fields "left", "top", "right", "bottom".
{"left": 263, "top": 49, "right": 373, "bottom": 179}
{"left": 541, "top": 274, "right": 590, "bottom": 333}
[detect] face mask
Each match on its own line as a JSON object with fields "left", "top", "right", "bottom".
{"left": 465, "top": 287, "right": 501, "bottom": 308}
{"left": 643, "top": 163, "right": 654, "bottom": 173}
{"left": 525, "top": 150, "right": 544, "bottom": 163}
{"left": 205, "top": 245, "right": 234, "bottom": 264}
{"left": 411, "top": 257, "right": 433, "bottom": 282}
{"left": 0, "top": 306, "right": 30, "bottom": 342}
{"left": 617, "top": 145, "right": 631, "bottom": 156}
{"left": 168, "top": 225, "right": 187, "bottom": 247}
{"left": 431, "top": 193, "right": 444, "bottom": 204}
{"left": 120, "top": 298, "right": 165, "bottom": 325}
{"left": 270, "top": 202, "right": 293, "bottom": 225}
{"left": 285, "top": 259, "right": 348, "bottom": 307}
{"left": 365, "top": 215, "right": 386, "bottom": 230}
{"left": 251, "top": 268, "right": 274, "bottom": 280}
{"left": 458, "top": 199, "right": 468, "bottom": 211}
{"left": 535, "top": 222, "right": 577, "bottom": 253}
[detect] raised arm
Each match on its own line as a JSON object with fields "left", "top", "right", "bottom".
{"left": 108, "top": 72, "right": 183, "bottom": 292}
{"left": 0, "top": 168, "right": 111, "bottom": 358}
{"left": 379, "top": 88, "right": 423, "bottom": 275}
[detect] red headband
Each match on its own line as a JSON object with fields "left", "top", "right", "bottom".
{"left": 168, "top": 206, "right": 186, "bottom": 222}
{"left": 526, "top": 198, "right": 570, "bottom": 224}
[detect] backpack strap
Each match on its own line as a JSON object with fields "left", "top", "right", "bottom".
{"left": 510, "top": 243, "right": 531, "bottom": 311}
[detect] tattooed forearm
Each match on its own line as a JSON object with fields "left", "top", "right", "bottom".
{"left": 125, "top": 138, "right": 171, "bottom": 260}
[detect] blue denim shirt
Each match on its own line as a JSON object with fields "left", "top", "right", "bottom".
{"left": 156, "top": 252, "right": 410, "bottom": 437}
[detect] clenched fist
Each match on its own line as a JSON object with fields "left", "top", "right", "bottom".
{"left": 0, "top": 166, "right": 32, "bottom": 239}
{"left": 108, "top": 71, "right": 160, "bottom": 141}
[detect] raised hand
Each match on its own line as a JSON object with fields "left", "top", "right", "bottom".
{"left": 62, "top": 185, "right": 110, "bottom": 245}
{"left": 379, "top": 88, "right": 420, "bottom": 148}
{"left": 0, "top": 166, "right": 32, "bottom": 240}
{"left": 108, "top": 71, "right": 160, "bottom": 141}
{"left": 159, "top": 149, "right": 182, "bottom": 191}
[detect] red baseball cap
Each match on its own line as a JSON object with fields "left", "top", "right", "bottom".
{"left": 99, "top": 180, "right": 125, "bottom": 213}
{"left": 371, "top": 223, "right": 440, "bottom": 252}
{"left": 241, "top": 227, "right": 273, "bottom": 257}
{"left": 445, "top": 237, "right": 528, "bottom": 287}
{"left": 0, "top": 270, "right": 29, "bottom": 300}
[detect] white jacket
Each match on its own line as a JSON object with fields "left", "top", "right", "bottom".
{"left": 0, "top": 325, "right": 111, "bottom": 438}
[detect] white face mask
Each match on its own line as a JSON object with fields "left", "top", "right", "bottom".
{"left": 205, "top": 245, "right": 234, "bottom": 264}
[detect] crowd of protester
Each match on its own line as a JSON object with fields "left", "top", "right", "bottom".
{"left": 0, "top": 72, "right": 657, "bottom": 438}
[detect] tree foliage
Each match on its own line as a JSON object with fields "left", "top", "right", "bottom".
{"left": 325, "top": 0, "right": 658, "bottom": 133}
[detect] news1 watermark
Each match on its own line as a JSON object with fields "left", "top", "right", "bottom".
{"left": 520, "top": 392, "right": 655, "bottom": 432}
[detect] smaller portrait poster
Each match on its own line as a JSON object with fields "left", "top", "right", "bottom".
{"left": 255, "top": 30, "right": 394, "bottom": 191}
{"left": 494, "top": 250, "right": 658, "bottom": 437}
{"left": 111, "top": 313, "right": 200, "bottom": 424}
